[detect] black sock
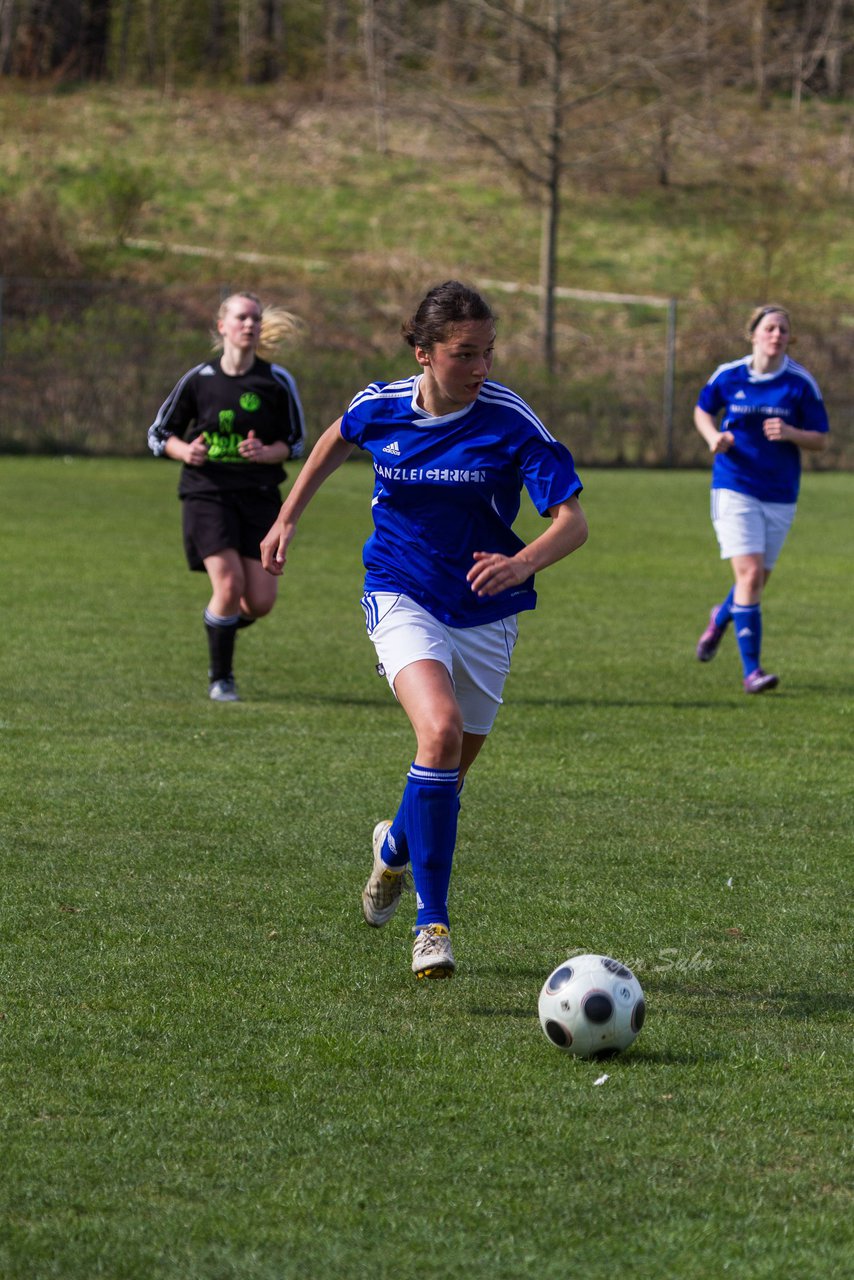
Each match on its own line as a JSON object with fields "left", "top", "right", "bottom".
{"left": 204, "top": 609, "right": 240, "bottom": 682}
{"left": 236, "top": 614, "right": 257, "bottom": 630}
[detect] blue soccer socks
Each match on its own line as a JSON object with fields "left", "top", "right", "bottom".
{"left": 381, "top": 772, "right": 465, "bottom": 870}
{"left": 382, "top": 810, "right": 410, "bottom": 869}
{"left": 732, "top": 602, "right": 762, "bottom": 677}
{"left": 714, "top": 586, "right": 735, "bottom": 631}
{"left": 402, "top": 763, "right": 460, "bottom": 930}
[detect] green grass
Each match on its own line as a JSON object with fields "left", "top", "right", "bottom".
{"left": 1, "top": 459, "right": 852, "bottom": 1279}
{"left": 2, "top": 84, "right": 852, "bottom": 302}
{"left": 2, "top": 85, "right": 851, "bottom": 467}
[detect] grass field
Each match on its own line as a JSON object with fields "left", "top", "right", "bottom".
{"left": 1, "top": 458, "right": 851, "bottom": 1280}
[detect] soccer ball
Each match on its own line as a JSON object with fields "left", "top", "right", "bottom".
{"left": 538, "top": 954, "right": 646, "bottom": 1058}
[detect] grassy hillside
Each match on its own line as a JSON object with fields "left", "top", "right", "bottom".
{"left": 2, "top": 84, "right": 852, "bottom": 299}
{"left": 0, "top": 83, "right": 851, "bottom": 462}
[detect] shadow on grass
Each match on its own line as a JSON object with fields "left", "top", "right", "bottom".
{"left": 466, "top": 1004, "right": 711, "bottom": 1065}
{"left": 252, "top": 690, "right": 392, "bottom": 709}
{"left": 251, "top": 686, "right": 849, "bottom": 710}
{"left": 648, "top": 981, "right": 854, "bottom": 1019}
{"left": 274, "top": 690, "right": 741, "bottom": 712}
{"left": 510, "top": 694, "right": 767, "bottom": 711}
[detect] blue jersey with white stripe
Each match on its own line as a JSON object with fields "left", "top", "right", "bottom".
{"left": 697, "top": 356, "right": 829, "bottom": 503}
{"left": 340, "top": 375, "right": 583, "bottom": 627}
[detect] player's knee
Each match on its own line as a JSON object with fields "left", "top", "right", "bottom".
{"left": 417, "top": 715, "right": 464, "bottom": 768}
{"left": 214, "top": 567, "right": 244, "bottom": 601}
{"left": 245, "top": 596, "right": 274, "bottom": 619}
{"left": 740, "top": 566, "right": 764, "bottom": 595}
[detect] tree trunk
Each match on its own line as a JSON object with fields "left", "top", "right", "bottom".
{"left": 80, "top": 0, "right": 111, "bottom": 79}
{"left": 257, "top": 0, "right": 283, "bottom": 83}
{"left": 751, "top": 0, "right": 769, "bottom": 109}
{"left": 695, "top": 0, "right": 712, "bottom": 111}
{"left": 539, "top": 0, "right": 563, "bottom": 376}
{"left": 144, "top": 0, "right": 159, "bottom": 81}
{"left": 0, "top": 0, "right": 16, "bottom": 74}
{"left": 324, "top": 0, "right": 348, "bottom": 83}
{"left": 362, "top": 0, "right": 388, "bottom": 153}
{"left": 205, "top": 0, "right": 226, "bottom": 75}
{"left": 238, "top": 0, "right": 251, "bottom": 84}
{"left": 657, "top": 105, "right": 672, "bottom": 187}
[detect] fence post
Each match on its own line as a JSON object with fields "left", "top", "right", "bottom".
{"left": 663, "top": 297, "right": 677, "bottom": 466}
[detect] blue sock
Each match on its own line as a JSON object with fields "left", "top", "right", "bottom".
{"left": 382, "top": 810, "right": 410, "bottom": 869}
{"left": 714, "top": 587, "right": 735, "bottom": 630}
{"left": 382, "top": 776, "right": 465, "bottom": 870}
{"left": 732, "top": 603, "right": 762, "bottom": 676}
{"left": 401, "top": 763, "right": 459, "bottom": 930}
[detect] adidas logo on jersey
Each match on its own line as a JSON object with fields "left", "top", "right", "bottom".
{"left": 200, "top": 364, "right": 216, "bottom": 376}
{"left": 734, "top": 390, "right": 746, "bottom": 399}
{"left": 383, "top": 441, "right": 401, "bottom": 455}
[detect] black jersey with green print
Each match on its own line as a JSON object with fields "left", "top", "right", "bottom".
{"left": 147, "top": 356, "right": 306, "bottom": 497}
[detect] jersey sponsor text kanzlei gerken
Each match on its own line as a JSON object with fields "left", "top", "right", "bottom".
{"left": 697, "top": 356, "right": 829, "bottom": 503}
{"left": 340, "top": 375, "right": 582, "bottom": 627}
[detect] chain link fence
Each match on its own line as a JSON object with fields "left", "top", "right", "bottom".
{"left": 1, "top": 276, "right": 850, "bottom": 470}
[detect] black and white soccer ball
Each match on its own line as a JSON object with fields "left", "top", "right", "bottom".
{"left": 538, "top": 954, "right": 646, "bottom": 1058}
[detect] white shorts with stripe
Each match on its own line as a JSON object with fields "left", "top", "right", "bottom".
{"left": 711, "top": 489, "right": 796, "bottom": 569}
{"left": 361, "top": 592, "right": 519, "bottom": 736}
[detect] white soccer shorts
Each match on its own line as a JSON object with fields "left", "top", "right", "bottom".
{"left": 711, "top": 489, "right": 796, "bottom": 569}
{"left": 361, "top": 591, "right": 519, "bottom": 736}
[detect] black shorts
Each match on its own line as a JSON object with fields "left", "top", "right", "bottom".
{"left": 181, "top": 488, "right": 281, "bottom": 572}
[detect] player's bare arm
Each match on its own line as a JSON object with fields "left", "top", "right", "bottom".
{"left": 260, "top": 418, "right": 354, "bottom": 574}
{"left": 164, "top": 434, "right": 209, "bottom": 466}
{"left": 238, "top": 430, "right": 290, "bottom": 463}
{"left": 694, "top": 406, "right": 734, "bottom": 454}
{"left": 763, "top": 417, "right": 829, "bottom": 451}
{"left": 467, "top": 496, "right": 588, "bottom": 598}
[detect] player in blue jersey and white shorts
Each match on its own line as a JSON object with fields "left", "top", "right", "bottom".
{"left": 261, "top": 281, "right": 587, "bottom": 980}
{"left": 693, "top": 304, "right": 829, "bottom": 693}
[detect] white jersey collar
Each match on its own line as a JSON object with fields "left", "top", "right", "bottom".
{"left": 411, "top": 375, "right": 476, "bottom": 426}
{"left": 748, "top": 355, "right": 789, "bottom": 382}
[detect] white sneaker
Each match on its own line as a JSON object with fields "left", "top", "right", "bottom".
{"left": 412, "top": 924, "right": 455, "bottom": 980}
{"left": 362, "top": 820, "right": 409, "bottom": 927}
{"left": 209, "top": 678, "right": 240, "bottom": 702}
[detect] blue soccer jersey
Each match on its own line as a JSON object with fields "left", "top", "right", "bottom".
{"left": 697, "top": 356, "right": 829, "bottom": 503}
{"left": 339, "top": 376, "right": 583, "bottom": 627}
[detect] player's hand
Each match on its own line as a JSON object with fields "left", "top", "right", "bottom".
{"left": 467, "top": 551, "right": 531, "bottom": 598}
{"left": 763, "top": 417, "right": 790, "bottom": 443}
{"left": 185, "top": 435, "right": 209, "bottom": 465}
{"left": 239, "top": 429, "right": 265, "bottom": 462}
{"left": 711, "top": 431, "right": 735, "bottom": 454}
{"left": 260, "top": 518, "right": 295, "bottom": 576}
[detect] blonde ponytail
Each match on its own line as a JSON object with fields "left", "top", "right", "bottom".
{"left": 258, "top": 304, "right": 304, "bottom": 360}
{"left": 212, "top": 292, "right": 304, "bottom": 359}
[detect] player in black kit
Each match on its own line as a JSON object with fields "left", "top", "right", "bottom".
{"left": 148, "top": 292, "right": 306, "bottom": 701}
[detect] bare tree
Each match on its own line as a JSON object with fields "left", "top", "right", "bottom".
{"left": 361, "top": 0, "right": 388, "bottom": 152}
{"left": 79, "top": 0, "right": 111, "bottom": 79}
{"left": 0, "top": 0, "right": 16, "bottom": 74}
{"left": 324, "top": 0, "right": 352, "bottom": 82}
{"left": 417, "top": 0, "right": 668, "bottom": 372}
{"left": 792, "top": 0, "right": 849, "bottom": 110}
{"left": 205, "top": 0, "right": 227, "bottom": 75}
{"left": 539, "top": 0, "right": 563, "bottom": 373}
{"left": 751, "top": 0, "right": 770, "bottom": 107}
